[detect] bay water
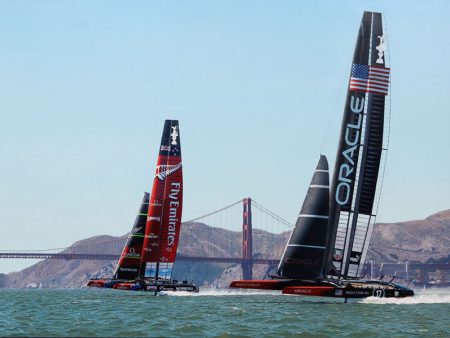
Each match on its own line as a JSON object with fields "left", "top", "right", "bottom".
{"left": 0, "top": 288, "right": 449, "bottom": 337}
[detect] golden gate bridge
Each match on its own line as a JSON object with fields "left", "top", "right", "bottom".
{"left": 0, "top": 198, "right": 290, "bottom": 279}
{"left": 0, "top": 197, "right": 448, "bottom": 283}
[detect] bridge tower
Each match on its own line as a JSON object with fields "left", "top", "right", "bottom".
{"left": 242, "top": 197, "right": 253, "bottom": 280}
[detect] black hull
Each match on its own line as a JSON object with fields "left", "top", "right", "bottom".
{"left": 230, "top": 278, "right": 414, "bottom": 298}
{"left": 339, "top": 280, "right": 414, "bottom": 298}
{"left": 282, "top": 279, "right": 414, "bottom": 298}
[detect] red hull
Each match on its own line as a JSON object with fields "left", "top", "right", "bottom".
{"left": 229, "top": 279, "right": 320, "bottom": 290}
{"left": 86, "top": 280, "right": 107, "bottom": 288}
{"left": 112, "top": 282, "right": 141, "bottom": 290}
{"left": 282, "top": 286, "right": 336, "bottom": 297}
{"left": 229, "top": 280, "right": 285, "bottom": 290}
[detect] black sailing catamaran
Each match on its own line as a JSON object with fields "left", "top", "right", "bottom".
{"left": 230, "top": 12, "right": 414, "bottom": 299}
{"left": 87, "top": 120, "right": 198, "bottom": 293}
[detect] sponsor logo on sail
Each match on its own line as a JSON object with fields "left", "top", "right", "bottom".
{"left": 147, "top": 216, "right": 161, "bottom": 222}
{"left": 349, "top": 251, "right": 361, "bottom": 264}
{"left": 160, "top": 145, "right": 171, "bottom": 152}
{"left": 150, "top": 200, "right": 163, "bottom": 207}
{"left": 333, "top": 249, "right": 343, "bottom": 262}
{"left": 376, "top": 36, "right": 385, "bottom": 64}
{"left": 168, "top": 182, "right": 181, "bottom": 246}
{"left": 132, "top": 226, "right": 142, "bottom": 233}
{"left": 119, "top": 268, "right": 138, "bottom": 272}
{"left": 155, "top": 163, "right": 182, "bottom": 181}
{"left": 335, "top": 95, "right": 364, "bottom": 206}
{"left": 170, "top": 126, "right": 179, "bottom": 145}
{"left": 125, "top": 248, "right": 140, "bottom": 258}
{"left": 285, "top": 257, "right": 320, "bottom": 266}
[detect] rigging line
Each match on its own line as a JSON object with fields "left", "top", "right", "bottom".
{"left": 373, "top": 13, "right": 392, "bottom": 219}
{"left": 320, "top": 62, "right": 351, "bottom": 154}
{"left": 319, "top": 35, "right": 355, "bottom": 155}
{"left": 182, "top": 199, "right": 243, "bottom": 224}
{"left": 251, "top": 199, "right": 294, "bottom": 228}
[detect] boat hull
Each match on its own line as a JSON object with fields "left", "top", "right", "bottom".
{"left": 230, "top": 279, "right": 414, "bottom": 298}
{"left": 86, "top": 279, "right": 121, "bottom": 288}
{"left": 229, "top": 279, "right": 319, "bottom": 290}
{"left": 87, "top": 278, "right": 199, "bottom": 293}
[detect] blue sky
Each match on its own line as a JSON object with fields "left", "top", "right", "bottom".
{"left": 1, "top": 0, "right": 449, "bottom": 273}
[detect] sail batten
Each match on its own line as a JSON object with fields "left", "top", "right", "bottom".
{"left": 277, "top": 155, "right": 330, "bottom": 279}
{"left": 114, "top": 192, "right": 150, "bottom": 280}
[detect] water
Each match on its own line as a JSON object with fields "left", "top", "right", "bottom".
{"left": 0, "top": 288, "right": 449, "bottom": 337}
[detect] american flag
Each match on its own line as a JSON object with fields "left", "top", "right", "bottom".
{"left": 349, "top": 63, "right": 390, "bottom": 95}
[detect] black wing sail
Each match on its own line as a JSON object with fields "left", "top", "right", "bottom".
{"left": 277, "top": 155, "right": 329, "bottom": 279}
{"left": 114, "top": 192, "right": 149, "bottom": 280}
{"left": 325, "top": 12, "right": 390, "bottom": 279}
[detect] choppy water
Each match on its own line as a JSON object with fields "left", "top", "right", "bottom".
{"left": 0, "top": 288, "right": 449, "bottom": 337}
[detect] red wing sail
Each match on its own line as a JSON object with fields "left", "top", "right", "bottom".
{"left": 114, "top": 192, "right": 149, "bottom": 280}
{"left": 139, "top": 120, "right": 183, "bottom": 280}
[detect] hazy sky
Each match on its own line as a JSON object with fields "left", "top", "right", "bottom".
{"left": 1, "top": 0, "right": 449, "bottom": 273}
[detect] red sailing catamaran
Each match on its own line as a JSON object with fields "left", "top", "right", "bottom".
{"left": 87, "top": 120, "right": 198, "bottom": 293}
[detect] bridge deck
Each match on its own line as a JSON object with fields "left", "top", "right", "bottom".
{"left": 0, "top": 252, "right": 279, "bottom": 265}
{"left": 0, "top": 252, "right": 448, "bottom": 271}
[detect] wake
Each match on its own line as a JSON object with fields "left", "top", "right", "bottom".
{"left": 164, "top": 288, "right": 280, "bottom": 297}
{"left": 165, "top": 287, "right": 450, "bottom": 303}
{"left": 361, "top": 288, "right": 450, "bottom": 304}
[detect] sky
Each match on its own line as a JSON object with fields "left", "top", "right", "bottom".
{"left": 1, "top": 0, "right": 449, "bottom": 273}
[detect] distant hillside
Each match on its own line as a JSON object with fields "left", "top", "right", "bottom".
{"left": 4, "top": 235, "right": 120, "bottom": 288}
{"left": 368, "top": 209, "right": 450, "bottom": 263}
{"left": 1, "top": 210, "right": 449, "bottom": 288}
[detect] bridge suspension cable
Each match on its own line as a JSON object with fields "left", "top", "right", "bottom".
{"left": 251, "top": 199, "right": 294, "bottom": 229}
{"left": 1, "top": 197, "right": 293, "bottom": 255}
{"left": 182, "top": 199, "right": 243, "bottom": 223}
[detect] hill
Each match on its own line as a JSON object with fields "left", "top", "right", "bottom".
{"left": 1, "top": 210, "right": 449, "bottom": 288}
{"left": 368, "top": 209, "right": 450, "bottom": 263}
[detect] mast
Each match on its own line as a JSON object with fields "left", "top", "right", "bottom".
{"left": 114, "top": 192, "right": 149, "bottom": 280}
{"left": 324, "top": 12, "right": 390, "bottom": 279}
{"left": 277, "top": 155, "right": 329, "bottom": 279}
{"left": 139, "top": 120, "right": 183, "bottom": 281}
